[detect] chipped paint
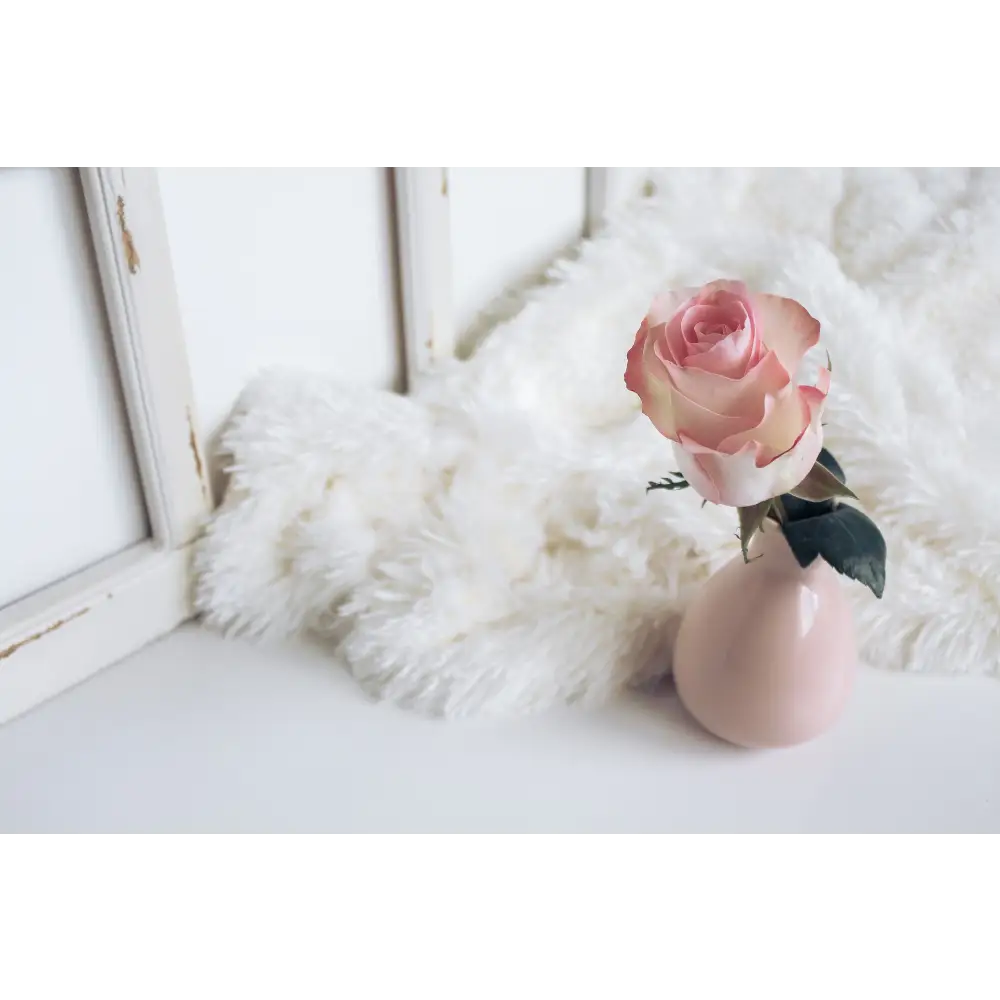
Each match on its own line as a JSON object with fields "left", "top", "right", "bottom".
{"left": 116, "top": 196, "right": 141, "bottom": 274}
{"left": 0, "top": 607, "right": 90, "bottom": 662}
{"left": 186, "top": 406, "right": 208, "bottom": 499}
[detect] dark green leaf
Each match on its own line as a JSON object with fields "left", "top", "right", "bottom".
{"left": 816, "top": 448, "right": 845, "bottom": 484}
{"left": 646, "top": 475, "right": 689, "bottom": 493}
{"left": 780, "top": 448, "right": 845, "bottom": 522}
{"left": 781, "top": 504, "right": 887, "bottom": 598}
{"left": 788, "top": 459, "right": 858, "bottom": 503}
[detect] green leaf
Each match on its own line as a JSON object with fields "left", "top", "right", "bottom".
{"left": 781, "top": 504, "right": 887, "bottom": 598}
{"left": 737, "top": 500, "right": 774, "bottom": 564}
{"left": 816, "top": 447, "right": 845, "bottom": 485}
{"left": 646, "top": 475, "right": 689, "bottom": 493}
{"left": 788, "top": 458, "right": 858, "bottom": 504}
{"left": 780, "top": 448, "right": 845, "bottom": 522}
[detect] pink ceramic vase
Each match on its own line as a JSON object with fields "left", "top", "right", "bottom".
{"left": 672, "top": 524, "right": 856, "bottom": 748}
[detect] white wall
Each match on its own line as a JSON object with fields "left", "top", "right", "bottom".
{"left": 448, "top": 168, "right": 586, "bottom": 338}
{"left": 158, "top": 169, "right": 403, "bottom": 447}
{"left": 159, "top": 168, "right": 597, "bottom": 448}
{"left": 0, "top": 169, "right": 148, "bottom": 608}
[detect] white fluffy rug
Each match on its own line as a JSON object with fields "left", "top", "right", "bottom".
{"left": 195, "top": 168, "right": 1000, "bottom": 717}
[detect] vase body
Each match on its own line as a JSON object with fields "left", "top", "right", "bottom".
{"left": 673, "top": 526, "right": 856, "bottom": 748}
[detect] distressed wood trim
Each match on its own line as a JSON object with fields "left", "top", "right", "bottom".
{"left": 391, "top": 168, "right": 455, "bottom": 386}
{"left": 0, "top": 542, "right": 193, "bottom": 724}
{"left": 79, "top": 168, "right": 213, "bottom": 547}
{"left": 584, "top": 167, "right": 610, "bottom": 237}
{"left": 0, "top": 170, "right": 212, "bottom": 723}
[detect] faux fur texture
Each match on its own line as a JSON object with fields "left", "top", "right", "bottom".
{"left": 195, "top": 168, "right": 1000, "bottom": 718}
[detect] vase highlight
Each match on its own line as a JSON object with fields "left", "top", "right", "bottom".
{"left": 672, "top": 526, "right": 856, "bottom": 748}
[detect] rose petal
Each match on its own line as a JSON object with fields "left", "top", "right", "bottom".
{"left": 644, "top": 323, "right": 674, "bottom": 382}
{"left": 759, "top": 386, "right": 825, "bottom": 492}
{"left": 663, "top": 306, "right": 692, "bottom": 365}
{"left": 624, "top": 323, "right": 648, "bottom": 397}
{"left": 681, "top": 305, "right": 713, "bottom": 343}
{"left": 798, "top": 359, "right": 831, "bottom": 419}
{"left": 716, "top": 386, "right": 808, "bottom": 462}
{"left": 686, "top": 339, "right": 722, "bottom": 357}
{"left": 665, "top": 350, "right": 790, "bottom": 423}
{"left": 658, "top": 314, "right": 689, "bottom": 366}
{"left": 749, "top": 293, "right": 821, "bottom": 377}
{"left": 699, "top": 279, "right": 751, "bottom": 301}
{"left": 806, "top": 363, "right": 831, "bottom": 399}
{"left": 646, "top": 287, "right": 699, "bottom": 327}
{"left": 684, "top": 318, "right": 754, "bottom": 377}
{"left": 645, "top": 289, "right": 700, "bottom": 365}
{"left": 672, "top": 388, "right": 825, "bottom": 508}
{"left": 670, "top": 388, "right": 753, "bottom": 450}
{"left": 632, "top": 283, "right": 828, "bottom": 484}
{"left": 681, "top": 302, "right": 746, "bottom": 345}
{"left": 672, "top": 435, "right": 752, "bottom": 506}
{"left": 643, "top": 333, "right": 767, "bottom": 449}
{"left": 688, "top": 325, "right": 730, "bottom": 349}
{"left": 625, "top": 322, "right": 678, "bottom": 439}
{"left": 639, "top": 382, "right": 678, "bottom": 439}
{"left": 746, "top": 306, "right": 766, "bottom": 370}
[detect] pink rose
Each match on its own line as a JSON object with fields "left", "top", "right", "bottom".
{"left": 625, "top": 279, "right": 829, "bottom": 507}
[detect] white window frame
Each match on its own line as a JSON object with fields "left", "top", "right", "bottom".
{"left": 392, "top": 167, "right": 455, "bottom": 384}
{"left": 0, "top": 168, "right": 213, "bottom": 724}
{"left": 393, "top": 167, "right": 613, "bottom": 386}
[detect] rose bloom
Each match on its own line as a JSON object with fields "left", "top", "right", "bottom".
{"left": 625, "top": 280, "right": 829, "bottom": 507}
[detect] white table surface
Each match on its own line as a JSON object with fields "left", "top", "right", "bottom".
{"left": 1, "top": 624, "right": 997, "bottom": 832}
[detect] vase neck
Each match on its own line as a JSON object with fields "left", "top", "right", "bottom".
{"left": 748, "top": 523, "right": 802, "bottom": 575}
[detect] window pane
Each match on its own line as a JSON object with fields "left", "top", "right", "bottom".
{"left": 0, "top": 168, "right": 149, "bottom": 608}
